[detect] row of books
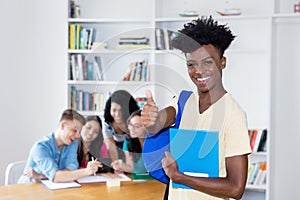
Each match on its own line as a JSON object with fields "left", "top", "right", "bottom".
{"left": 69, "top": 54, "right": 103, "bottom": 81}
{"left": 122, "top": 59, "right": 149, "bottom": 81}
{"left": 69, "top": 24, "right": 94, "bottom": 50}
{"left": 115, "top": 35, "right": 150, "bottom": 50}
{"left": 69, "top": 0, "right": 80, "bottom": 18}
{"left": 248, "top": 129, "right": 267, "bottom": 152}
{"left": 70, "top": 86, "right": 105, "bottom": 112}
{"left": 247, "top": 162, "right": 267, "bottom": 185}
{"left": 155, "top": 28, "right": 178, "bottom": 50}
{"left": 70, "top": 86, "right": 148, "bottom": 112}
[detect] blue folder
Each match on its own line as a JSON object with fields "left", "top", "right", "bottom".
{"left": 169, "top": 128, "right": 219, "bottom": 189}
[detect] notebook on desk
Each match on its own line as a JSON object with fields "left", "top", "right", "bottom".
{"left": 169, "top": 128, "right": 219, "bottom": 189}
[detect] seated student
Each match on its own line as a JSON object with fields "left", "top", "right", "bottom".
{"left": 18, "top": 109, "right": 102, "bottom": 183}
{"left": 103, "top": 90, "right": 140, "bottom": 162}
{"left": 111, "top": 110, "right": 147, "bottom": 174}
{"left": 78, "top": 115, "right": 113, "bottom": 173}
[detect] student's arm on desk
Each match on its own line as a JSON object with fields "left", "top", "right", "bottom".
{"left": 53, "top": 160, "right": 102, "bottom": 183}
{"left": 162, "top": 152, "right": 248, "bottom": 200}
{"left": 25, "top": 168, "right": 47, "bottom": 180}
{"left": 111, "top": 151, "right": 134, "bottom": 173}
{"left": 105, "top": 137, "right": 118, "bottom": 162}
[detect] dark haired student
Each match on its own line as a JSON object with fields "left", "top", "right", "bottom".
{"left": 141, "top": 16, "right": 251, "bottom": 200}
{"left": 78, "top": 115, "right": 113, "bottom": 173}
{"left": 18, "top": 109, "right": 102, "bottom": 183}
{"left": 103, "top": 90, "right": 140, "bottom": 162}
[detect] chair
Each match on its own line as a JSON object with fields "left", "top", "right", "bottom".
{"left": 4, "top": 160, "right": 27, "bottom": 185}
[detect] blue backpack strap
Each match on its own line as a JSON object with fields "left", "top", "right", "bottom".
{"left": 174, "top": 90, "right": 193, "bottom": 128}
{"left": 142, "top": 90, "right": 192, "bottom": 184}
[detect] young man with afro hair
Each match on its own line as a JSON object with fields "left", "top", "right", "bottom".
{"left": 141, "top": 16, "right": 251, "bottom": 200}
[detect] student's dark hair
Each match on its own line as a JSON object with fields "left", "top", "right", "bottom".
{"left": 126, "top": 110, "right": 143, "bottom": 163}
{"left": 104, "top": 90, "right": 140, "bottom": 124}
{"left": 78, "top": 115, "right": 104, "bottom": 161}
{"left": 172, "top": 16, "right": 235, "bottom": 57}
{"left": 60, "top": 108, "right": 86, "bottom": 125}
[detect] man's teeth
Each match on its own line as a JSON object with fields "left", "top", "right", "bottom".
{"left": 197, "top": 77, "right": 210, "bottom": 81}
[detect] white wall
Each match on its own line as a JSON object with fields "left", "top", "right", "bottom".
{"left": 270, "top": 19, "right": 300, "bottom": 199}
{"left": 0, "top": 0, "right": 67, "bottom": 185}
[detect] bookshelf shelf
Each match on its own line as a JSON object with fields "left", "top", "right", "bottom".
{"left": 246, "top": 184, "right": 267, "bottom": 192}
{"left": 155, "top": 15, "right": 270, "bottom": 22}
{"left": 68, "top": 49, "right": 153, "bottom": 54}
{"left": 69, "top": 18, "right": 151, "bottom": 23}
{"left": 67, "top": 80, "right": 150, "bottom": 86}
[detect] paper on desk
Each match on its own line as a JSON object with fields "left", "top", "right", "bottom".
{"left": 77, "top": 173, "right": 131, "bottom": 183}
{"left": 40, "top": 180, "right": 81, "bottom": 190}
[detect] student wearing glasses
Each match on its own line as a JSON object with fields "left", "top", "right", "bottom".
{"left": 111, "top": 110, "right": 147, "bottom": 174}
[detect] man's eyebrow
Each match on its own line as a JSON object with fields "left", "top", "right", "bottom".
{"left": 186, "top": 56, "right": 212, "bottom": 62}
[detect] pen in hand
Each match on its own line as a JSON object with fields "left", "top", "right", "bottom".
{"left": 92, "top": 157, "right": 96, "bottom": 176}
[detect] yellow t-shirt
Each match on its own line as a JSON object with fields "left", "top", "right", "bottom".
{"left": 168, "top": 92, "right": 252, "bottom": 200}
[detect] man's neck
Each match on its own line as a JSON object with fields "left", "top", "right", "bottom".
{"left": 198, "top": 87, "right": 226, "bottom": 113}
{"left": 54, "top": 130, "right": 64, "bottom": 152}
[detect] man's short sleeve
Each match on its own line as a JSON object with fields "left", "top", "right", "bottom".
{"left": 225, "top": 110, "right": 252, "bottom": 157}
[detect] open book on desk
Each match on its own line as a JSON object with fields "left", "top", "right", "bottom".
{"left": 169, "top": 128, "right": 219, "bottom": 189}
{"left": 40, "top": 180, "right": 81, "bottom": 190}
{"left": 77, "top": 173, "right": 131, "bottom": 184}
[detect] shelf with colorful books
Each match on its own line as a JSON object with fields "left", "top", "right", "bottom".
{"left": 246, "top": 129, "right": 268, "bottom": 193}
{"left": 246, "top": 161, "right": 267, "bottom": 191}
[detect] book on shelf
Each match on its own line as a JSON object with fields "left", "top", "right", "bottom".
{"left": 253, "top": 162, "right": 267, "bottom": 185}
{"left": 247, "top": 162, "right": 267, "bottom": 185}
{"left": 155, "top": 28, "right": 165, "bottom": 50}
{"left": 119, "top": 36, "right": 149, "bottom": 45}
{"left": 122, "top": 59, "right": 149, "bottom": 81}
{"left": 70, "top": 54, "right": 78, "bottom": 80}
{"left": 69, "top": 24, "right": 94, "bottom": 50}
{"left": 70, "top": 86, "right": 105, "bottom": 112}
{"left": 248, "top": 129, "right": 267, "bottom": 152}
{"left": 69, "top": 54, "right": 103, "bottom": 81}
{"left": 94, "top": 56, "right": 104, "bottom": 81}
{"left": 155, "top": 28, "right": 178, "bottom": 50}
{"left": 115, "top": 44, "right": 150, "bottom": 50}
{"left": 69, "top": 0, "right": 80, "bottom": 18}
{"left": 69, "top": 24, "right": 76, "bottom": 50}
{"left": 77, "top": 54, "right": 84, "bottom": 80}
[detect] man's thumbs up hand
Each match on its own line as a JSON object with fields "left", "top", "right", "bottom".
{"left": 141, "top": 90, "right": 159, "bottom": 130}
{"left": 145, "top": 90, "right": 155, "bottom": 106}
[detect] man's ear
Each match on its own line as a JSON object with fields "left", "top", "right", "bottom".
{"left": 221, "top": 57, "right": 226, "bottom": 69}
{"left": 60, "top": 121, "right": 65, "bottom": 130}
